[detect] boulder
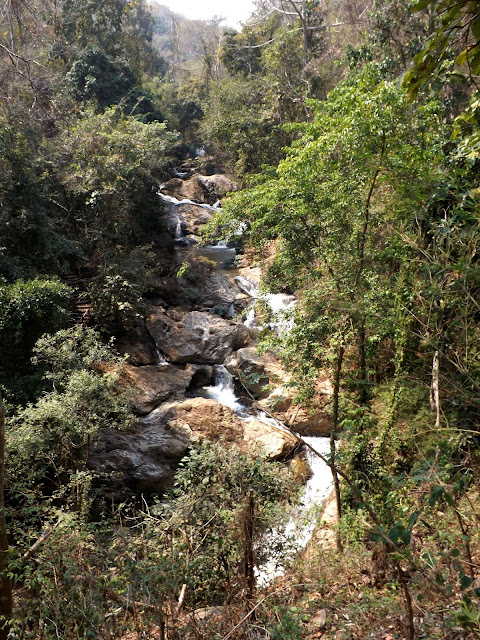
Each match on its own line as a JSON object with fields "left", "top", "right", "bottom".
{"left": 178, "top": 175, "right": 208, "bottom": 202}
{"left": 198, "top": 174, "right": 239, "bottom": 200}
{"left": 89, "top": 422, "right": 190, "bottom": 495}
{"left": 177, "top": 203, "right": 213, "bottom": 235}
{"left": 140, "top": 397, "right": 299, "bottom": 460}
{"left": 242, "top": 419, "right": 298, "bottom": 459}
{"left": 122, "top": 363, "right": 212, "bottom": 415}
{"left": 164, "top": 173, "right": 239, "bottom": 205}
{"left": 90, "top": 395, "right": 300, "bottom": 496}
{"left": 195, "top": 271, "right": 237, "bottom": 310}
{"left": 143, "top": 397, "right": 244, "bottom": 444}
{"left": 225, "top": 347, "right": 282, "bottom": 397}
{"left": 146, "top": 310, "right": 250, "bottom": 364}
{"left": 115, "top": 319, "right": 157, "bottom": 365}
{"left": 258, "top": 389, "right": 332, "bottom": 435}
{"left": 226, "top": 347, "right": 333, "bottom": 435}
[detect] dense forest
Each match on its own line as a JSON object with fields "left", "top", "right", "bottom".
{"left": 1, "top": 0, "right": 480, "bottom": 638}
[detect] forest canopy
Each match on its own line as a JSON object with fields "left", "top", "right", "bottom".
{"left": 1, "top": 0, "right": 480, "bottom": 638}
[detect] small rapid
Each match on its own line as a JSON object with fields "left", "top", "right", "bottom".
{"left": 202, "top": 366, "right": 333, "bottom": 585}
{"left": 235, "top": 275, "right": 297, "bottom": 333}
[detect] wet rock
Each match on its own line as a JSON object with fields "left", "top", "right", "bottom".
{"left": 226, "top": 347, "right": 333, "bottom": 435}
{"left": 147, "top": 310, "right": 249, "bottom": 364}
{"left": 225, "top": 347, "right": 280, "bottom": 397}
{"left": 176, "top": 203, "right": 213, "bottom": 235}
{"left": 289, "top": 455, "right": 312, "bottom": 482}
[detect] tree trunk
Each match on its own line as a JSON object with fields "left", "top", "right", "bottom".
{"left": 331, "top": 344, "right": 345, "bottom": 553}
{"left": 430, "top": 350, "right": 440, "bottom": 429}
{"left": 243, "top": 490, "right": 255, "bottom": 602}
{"left": 0, "top": 392, "right": 12, "bottom": 640}
{"left": 301, "top": 0, "right": 309, "bottom": 64}
{"left": 358, "top": 321, "right": 368, "bottom": 406}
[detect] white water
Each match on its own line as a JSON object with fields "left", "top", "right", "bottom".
{"left": 203, "top": 365, "right": 246, "bottom": 414}
{"left": 158, "top": 190, "right": 221, "bottom": 245}
{"left": 235, "top": 275, "right": 297, "bottom": 334}
{"left": 202, "top": 366, "right": 333, "bottom": 585}
{"left": 158, "top": 192, "right": 221, "bottom": 212}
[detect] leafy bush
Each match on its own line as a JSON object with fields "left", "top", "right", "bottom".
{"left": 0, "top": 278, "right": 72, "bottom": 403}
{"left": 6, "top": 326, "right": 133, "bottom": 506}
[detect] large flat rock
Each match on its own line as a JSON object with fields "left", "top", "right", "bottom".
{"left": 122, "top": 363, "right": 212, "bottom": 415}
{"left": 90, "top": 397, "right": 298, "bottom": 496}
{"left": 147, "top": 310, "right": 249, "bottom": 364}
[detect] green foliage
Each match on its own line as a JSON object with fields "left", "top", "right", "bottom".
{"left": 32, "top": 325, "right": 123, "bottom": 384}
{"left": 160, "top": 441, "right": 295, "bottom": 605}
{"left": 49, "top": 107, "right": 178, "bottom": 256}
{"left": 0, "top": 121, "right": 80, "bottom": 280}
{"left": 6, "top": 326, "right": 133, "bottom": 501}
{"left": 200, "top": 75, "right": 288, "bottom": 175}
{"left": 66, "top": 46, "right": 164, "bottom": 120}
{"left": 0, "top": 278, "right": 72, "bottom": 403}
{"left": 404, "top": 0, "right": 480, "bottom": 98}
{"left": 9, "top": 443, "right": 296, "bottom": 637}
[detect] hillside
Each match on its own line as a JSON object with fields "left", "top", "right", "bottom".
{"left": 1, "top": 0, "right": 480, "bottom": 638}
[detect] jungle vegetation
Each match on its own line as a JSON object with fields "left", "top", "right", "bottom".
{"left": 1, "top": 0, "right": 480, "bottom": 638}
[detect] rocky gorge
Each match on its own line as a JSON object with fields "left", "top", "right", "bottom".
{"left": 90, "top": 159, "right": 333, "bottom": 500}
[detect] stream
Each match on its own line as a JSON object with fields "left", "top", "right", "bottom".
{"left": 159, "top": 175, "right": 333, "bottom": 584}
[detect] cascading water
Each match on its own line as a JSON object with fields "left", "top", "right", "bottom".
{"left": 235, "top": 275, "right": 297, "bottom": 334}
{"left": 160, "top": 166, "right": 333, "bottom": 584}
{"left": 158, "top": 192, "right": 221, "bottom": 212}
{"left": 202, "top": 365, "right": 333, "bottom": 585}
{"left": 203, "top": 365, "right": 246, "bottom": 415}
{"left": 158, "top": 191, "right": 221, "bottom": 246}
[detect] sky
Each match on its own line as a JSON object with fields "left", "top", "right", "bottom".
{"left": 154, "top": 0, "right": 256, "bottom": 28}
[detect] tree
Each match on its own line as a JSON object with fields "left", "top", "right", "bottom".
{"left": 7, "top": 326, "right": 134, "bottom": 506}
{"left": 404, "top": 0, "right": 480, "bottom": 98}
{"left": 216, "top": 62, "right": 445, "bottom": 523}
{"left": 0, "top": 392, "right": 12, "bottom": 640}
{"left": 0, "top": 278, "right": 72, "bottom": 403}
{"left": 48, "top": 107, "right": 178, "bottom": 258}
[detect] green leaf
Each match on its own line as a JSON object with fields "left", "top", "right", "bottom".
{"left": 471, "top": 49, "right": 480, "bottom": 75}
{"left": 460, "top": 574, "right": 473, "bottom": 590}
{"left": 429, "top": 485, "right": 444, "bottom": 507}
{"left": 413, "top": 0, "right": 433, "bottom": 11}
{"left": 423, "top": 551, "right": 437, "bottom": 567}
{"left": 444, "top": 491, "right": 455, "bottom": 507}
{"left": 455, "top": 49, "right": 469, "bottom": 67}
{"left": 471, "top": 16, "right": 480, "bottom": 41}
{"left": 408, "top": 511, "right": 419, "bottom": 527}
{"left": 401, "top": 529, "right": 412, "bottom": 546}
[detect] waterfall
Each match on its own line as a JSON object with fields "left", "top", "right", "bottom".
{"left": 154, "top": 348, "right": 169, "bottom": 366}
{"left": 203, "top": 365, "right": 246, "bottom": 414}
{"left": 235, "top": 276, "right": 297, "bottom": 334}
{"left": 201, "top": 364, "right": 333, "bottom": 585}
{"left": 158, "top": 190, "right": 222, "bottom": 245}
{"left": 158, "top": 192, "right": 220, "bottom": 212}
{"left": 255, "top": 435, "right": 332, "bottom": 586}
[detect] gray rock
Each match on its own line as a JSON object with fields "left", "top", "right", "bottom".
{"left": 147, "top": 310, "right": 249, "bottom": 364}
{"left": 123, "top": 363, "right": 210, "bottom": 415}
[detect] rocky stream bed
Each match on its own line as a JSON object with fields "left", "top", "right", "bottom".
{"left": 89, "top": 160, "right": 335, "bottom": 567}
